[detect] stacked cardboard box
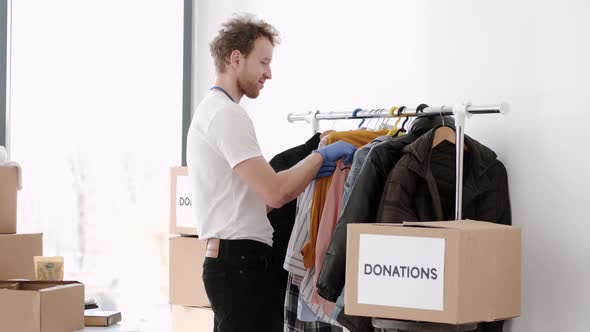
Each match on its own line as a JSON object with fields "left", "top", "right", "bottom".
{"left": 170, "top": 166, "right": 197, "bottom": 236}
{"left": 0, "top": 166, "right": 18, "bottom": 234}
{"left": 0, "top": 165, "right": 85, "bottom": 331}
{"left": 169, "top": 166, "right": 213, "bottom": 331}
{"left": 0, "top": 165, "right": 42, "bottom": 280}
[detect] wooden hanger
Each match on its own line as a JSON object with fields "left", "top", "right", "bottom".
{"left": 432, "top": 126, "right": 456, "bottom": 147}
{"left": 432, "top": 125, "right": 468, "bottom": 150}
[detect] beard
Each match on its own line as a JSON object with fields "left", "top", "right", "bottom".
{"left": 237, "top": 75, "right": 261, "bottom": 99}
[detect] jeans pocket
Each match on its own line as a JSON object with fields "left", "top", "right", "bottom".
{"left": 203, "top": 256, "right": 221, "bottom": 266}
{"left": 202, "top": 258, "right": 225, "bottom": 280}
{"left": 237, "top": 253, "right": 272, "bottom": 272}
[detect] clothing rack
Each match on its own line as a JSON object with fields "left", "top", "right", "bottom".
{"left": 287, "top": 102, "right": 510, "bottom": 221}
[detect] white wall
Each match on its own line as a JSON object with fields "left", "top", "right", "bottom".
{"left": 194, "top": 1, "right": 590, "bottom": 331}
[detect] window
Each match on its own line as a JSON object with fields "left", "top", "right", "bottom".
{"left": 9, "top": 0, "right": 183, "bottom": 319}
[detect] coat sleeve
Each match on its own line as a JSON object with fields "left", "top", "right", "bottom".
{"left": 495, "top": 161, "right": 512, "bottom": 226}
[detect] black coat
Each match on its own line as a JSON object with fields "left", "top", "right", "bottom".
{"left": 268, "top": 132, "right": 320, "bottom": 332}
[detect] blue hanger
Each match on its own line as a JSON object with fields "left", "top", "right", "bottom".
{"left": 353, "top": 108, "right": 365, "bottom": 128}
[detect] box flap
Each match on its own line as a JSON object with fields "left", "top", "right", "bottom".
{"left": 2, "top": 280, "right": 82, "bottom": 291}
{"left": 35, "top": 283, "right": 81, "bottom": 292}
{"left": 402, "top": 220, "right": 513, "bottom": 230}
{"left": 365, "top": 223, "right": 404, "bottom": 228}
{"left": 41, "top": 282, "right": 85, "bottom": 332}
{"left": 0, "top": 282, "right": 19, "bottom": 290}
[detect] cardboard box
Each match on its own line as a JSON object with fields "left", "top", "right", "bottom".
{"left": 170, "top": 166, "right": 198, "bottom": 235}
{"left": 0, "top": 233, "right": 43, "bottom": 279}
{"left": 171, "top": 305, "right": 214, "bottom": 332}
{"left": 169, "top": 236, "right": 209, "bottom": 307}
{"left": 0, "top": 280, "right": 85, "bottom": 332}
{"left": 84, "top": 310, "right": 122, "bottom": 327}
{"left": 0, "top": 166, "right": 18, "bottom": 234}
{"left": 345, "top": 220, "right": 521, "bottom": 324}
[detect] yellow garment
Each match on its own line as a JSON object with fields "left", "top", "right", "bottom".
{"left": 300, "top": 129, "right": 388, "bottom": 268}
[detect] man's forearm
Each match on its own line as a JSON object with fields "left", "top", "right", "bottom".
{"left": 274, "top": 152, "right": 323, "bottom": 206}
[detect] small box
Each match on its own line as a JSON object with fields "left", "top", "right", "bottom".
{"left": 84, "top": 310, "right": 122, "bottom": 327}
{"left": 0, "top": 280, "right": 85, "bottom": 332}
{"left": 169, "top": 236, "right": 209, "bottom": 307}
{"left": 0, "top": 233, "right": 43, "bottom": 280}
{"left": 171, "top": 305, "right": 214, "bottom": 332}
{"left": 0, "top": 166, "right": 18, "bottom": 234}
{"left": 345, "top": 220, "right": 521, "bottom": 324}
{"left": 170, "top": 166, "right": 198, "bottom": 235}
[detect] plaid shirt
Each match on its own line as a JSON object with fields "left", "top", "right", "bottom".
{"left": 285, "top": 273, "right": 345, "bottom": 332}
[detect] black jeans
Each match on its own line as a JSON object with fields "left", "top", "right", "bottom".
{"left": 203, "top": 239, "right": 274, "bottom": 332}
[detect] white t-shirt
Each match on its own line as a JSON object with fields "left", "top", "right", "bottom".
{"left": 186, "top": 90, "right": 273, "bottom": 246}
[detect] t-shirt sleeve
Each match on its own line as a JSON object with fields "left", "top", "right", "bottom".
{"left": 206, "top": 107, "right": 263, "bottom": 168}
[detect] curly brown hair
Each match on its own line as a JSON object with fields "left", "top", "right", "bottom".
{"left": 210, "top": 14, "right": 280, "bottom": 73}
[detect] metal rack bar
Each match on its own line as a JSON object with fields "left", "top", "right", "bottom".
{"left": 287, "top": 102, "right": 509, "bottom": 220}
{"left": 287, "top": 103, "right": 508, "bottom": 122}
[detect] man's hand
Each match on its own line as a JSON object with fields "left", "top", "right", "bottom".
{"left": 315, "top": 161, "right": 336, "bottom": 179}
{"left": 314, "top": 141, "right": 356, "bottom": 165}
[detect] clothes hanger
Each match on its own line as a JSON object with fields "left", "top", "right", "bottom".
{"left": 387, "top": 106, "right": 399, "bottom": 124}
{"left": 431, "top": 116, "right": 456, "bottom": 147}
{"left": 431, "top": 108, "right": 467, "bottom": 150}
{"left": 373, "top": 109, "right": 383, "bottom": 129}
{"left": 363, "top": 109, "right": 373, "bottom": 129}
{"left": 378, "top": 107, "right": 394, "bottom": 130}
{"left": 381, "top": 107, "right": 396, "bottom": 126}
{"left": 372, "top": 109, "right": 383, "bottom": 130}
{"left": 366, "top": 109, "right": 378, "bottom": 130}
{"left": 378, "top": 107, "right": 393, "bottom": 130}
{"left": 354, "top": 108, "right": 365, "bottom": 129}
{"left": 391, "top": 106, "right": 409, "bottom": 137}
{"left": 409, "top": 103, "right": 429, "bottom": 133}
{"left": 386, "top": 106, "right": 402, "bottom": 135}
{"left": 369, "top": 109, "right": 381, "bottom": 130}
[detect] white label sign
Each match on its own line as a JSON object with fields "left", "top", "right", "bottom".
{"left": 357, "top": 234, "right": 445, "bottom": 311}
{"left": 175, "top": 175, "right": 195, "bottom": 228}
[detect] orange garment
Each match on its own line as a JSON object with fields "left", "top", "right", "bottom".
{"left": 300, "top": 129, "right": 387, "bottom": 268}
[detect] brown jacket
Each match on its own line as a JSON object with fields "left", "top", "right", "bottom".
{"left": 376, "top": 127, "right": 511, "bottom": 226}
{"left": 376, "top": 128, "right": 511, "bottom": 332}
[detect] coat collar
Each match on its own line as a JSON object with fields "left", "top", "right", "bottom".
{"left": 403, "top": 127, "right": 498, "bottom": 204}
{"left": 404, "top": 127, "right": 497, "bottom": 177}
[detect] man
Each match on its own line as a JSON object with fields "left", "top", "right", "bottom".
{"left": 186, "top": 14, "right": 356, "bottom": 332}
